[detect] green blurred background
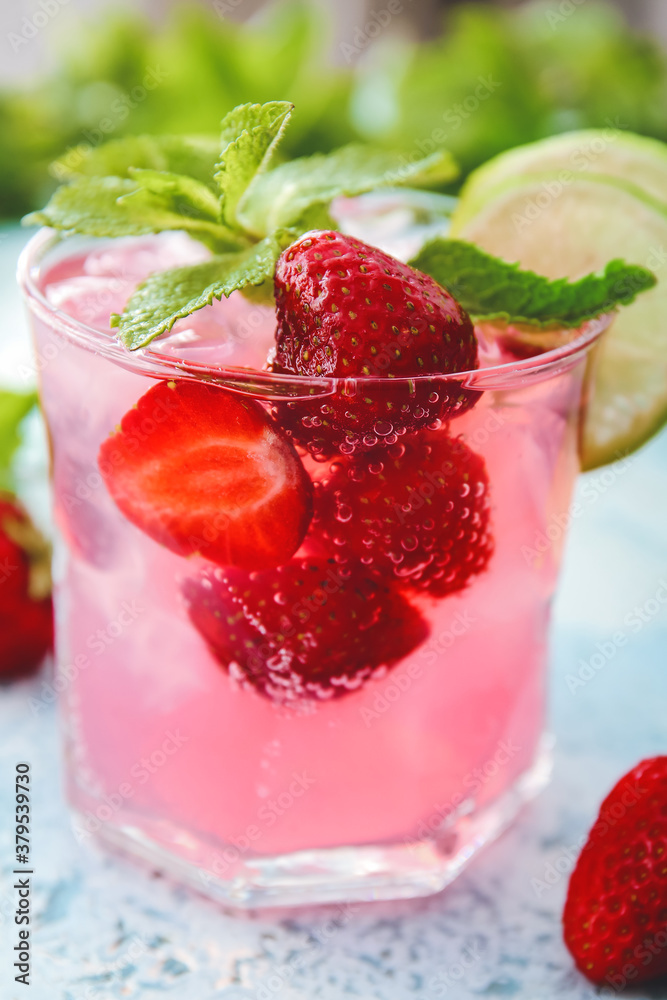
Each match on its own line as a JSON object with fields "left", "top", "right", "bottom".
{"left": 2, "top": 0, "right": 667, "bottom": 219}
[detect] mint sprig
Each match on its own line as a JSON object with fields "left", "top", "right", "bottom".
{"left": 26, "top": 100, "right": 458, "bottom": 351}
{"left": 410, "top": 239, "right": 657, "bottom": 328}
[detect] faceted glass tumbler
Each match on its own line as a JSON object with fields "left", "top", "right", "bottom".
{"left": 19, "top": 228, "right": 610, "bottom": 907}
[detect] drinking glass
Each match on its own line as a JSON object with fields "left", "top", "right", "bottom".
{"left": 18, "top": 226, "right": 611, "bottom": 907}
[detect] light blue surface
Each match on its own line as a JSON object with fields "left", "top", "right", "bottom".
{"left": 1, "top": 226, "right": 666, "bottom": 1000}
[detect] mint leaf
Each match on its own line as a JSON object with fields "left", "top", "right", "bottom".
{"left": 112, "top": 231, "right": 292, "bottom": 350}
{"left": 25, "top": 175, "right": 242, "bottom": 253}
{"left": 215, "top": 101, "right": 293, "bottom": 230}
{"left": 290, "top": 201, "right": 338, "bottom": 233}
{"left": 51, "top": 135, "right": 221, "bottom": 191}
{"left": 237, "top": 146, "right": 459, "bottom": 236}
{"left": 409, "top": 239, "right": 657, "bottom": 327}
{"left": 126, "top": 168, "right": 222, "bottom": 223}
{"left": 0, "top": 389, "right": 37, "bottom": 492}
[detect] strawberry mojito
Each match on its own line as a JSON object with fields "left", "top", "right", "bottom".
{"left": 19, "top": 104, "right": 656, "bottom": 906}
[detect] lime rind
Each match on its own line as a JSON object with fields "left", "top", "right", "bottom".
{"left": 454, "top": 129, "right": 667, "bottom": 231}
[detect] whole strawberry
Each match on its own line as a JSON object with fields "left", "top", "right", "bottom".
{"left": 182, "top": 557, "right": 428, "bottom": 703}
{"left": 271, "top": 231, "right": 478, "bottom": 456}
{"left": 312, "top": 431, "right": 493, "bottom": 597}
{"left": 563, "top": 756, "right": 667, "bottom": 988}
{"left": 0, "top": 495, "right": 53, "bottom": 678}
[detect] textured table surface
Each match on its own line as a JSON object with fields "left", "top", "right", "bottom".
{"left": 1, "top": 225, "right": 666, "bottom": 1000}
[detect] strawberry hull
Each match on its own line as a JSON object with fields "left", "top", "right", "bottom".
{"left": 19, "top": 228, "right": 610, "bottom": 907}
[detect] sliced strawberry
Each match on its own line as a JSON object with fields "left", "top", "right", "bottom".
{"left": 182, "top": 557, "right": 429, "bottom": 703}
{"left": 99, "top": 380, "right": 313, "bottom": 570}
{"left": 563, "top": 756, "right": 667, "bottom": 987}
{"left": 0, "top": 495, "right": 53, "bottom": 679}
{"left": 312, "top": 431, "right": 493, "bottom": 597}
{"left": 270, "top": 230, "right": 479, "bottom": 457}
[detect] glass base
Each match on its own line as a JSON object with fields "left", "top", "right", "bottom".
{"left": 72, "top": 737, "right": 553, "bottom": 909}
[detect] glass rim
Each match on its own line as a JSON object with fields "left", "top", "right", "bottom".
{"left": 18, "top": 227, "right": 613, "bottom": 399}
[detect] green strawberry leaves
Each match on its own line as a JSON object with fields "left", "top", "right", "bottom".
{"left": 111, "top": 230, "right": 293, "bottom": 349}
{"left": 0, "top": 389, "right": 37, "bottom": 493}
{"left": 410, "top": 239, "right": 657, "bottom": 328}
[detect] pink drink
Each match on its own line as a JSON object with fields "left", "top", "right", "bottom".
{"left": 20, "top": 227, "right": 609, "bottom": 906}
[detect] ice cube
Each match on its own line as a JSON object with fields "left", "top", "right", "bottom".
{"left": 84, "top": 232, "right": 210, "bottom": 281}
{"left": 44, "top": 276, "right": 136, "bottom": 333}
{"left": 153, "top": 291, "right": 277, "bottom": 371}
{"left": 333, "top": 190, "right": 455, "bottom": 262}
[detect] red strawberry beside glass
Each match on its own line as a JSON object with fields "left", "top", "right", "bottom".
{"left": 0, "top": 496, "right": 53, "bottom": 678}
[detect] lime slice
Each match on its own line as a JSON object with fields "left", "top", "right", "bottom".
{"left": 454, "top": 130, "right": 667, "bottom": 232}
{"left": 450, "top": 173, "right": 667, "bottom": 470}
